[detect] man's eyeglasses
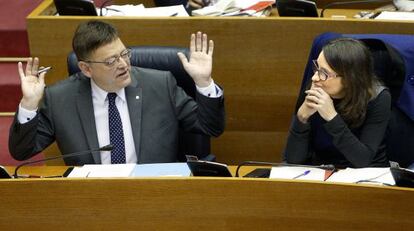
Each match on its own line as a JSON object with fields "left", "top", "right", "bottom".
{"left": 312, "top": 60, "right": 338, "bottom": 81}
{"left": 84, "top": 49, "right": 131, "bottom": 67}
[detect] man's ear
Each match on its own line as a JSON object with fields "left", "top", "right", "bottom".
{"left": 78, "top": 61, "right": 92, "bottom": 78}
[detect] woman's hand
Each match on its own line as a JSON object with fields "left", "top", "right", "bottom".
{"left": 305, "top": 87, "right": 337, "bottom": 121}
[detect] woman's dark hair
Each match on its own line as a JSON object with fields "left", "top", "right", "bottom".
{"left": 322, "top": 37, "right": 378, "bottom": 128}
{"left": 72, "top": 20, "right": 119, "bottom": 61}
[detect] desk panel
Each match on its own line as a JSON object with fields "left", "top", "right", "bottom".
{"left": 1, "top": 166, "right": 413, "bottom": 230}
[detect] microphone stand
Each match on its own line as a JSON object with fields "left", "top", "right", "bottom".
{"left": 13, "top": 144, "right": 113, "bottom": 178}
{"left": 235, "top": 161, "right": 336, "bottom": 177}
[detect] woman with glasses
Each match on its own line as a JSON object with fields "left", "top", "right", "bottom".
{"left": 284, "top": 38, "right": 391, "bottom": 168}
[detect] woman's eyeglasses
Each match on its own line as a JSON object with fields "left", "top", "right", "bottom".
{"left": 312, "top": 60, "right": 338, "bottom": 81}
{"left": 84, "top": 49, "right": 132, "bottom": 67}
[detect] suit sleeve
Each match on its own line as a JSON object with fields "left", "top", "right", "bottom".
{"left": 166, "top": 72, "right": 225, "bottom": 137}
{"left": 8, "top": 88, "right": 55, "bottom": 161}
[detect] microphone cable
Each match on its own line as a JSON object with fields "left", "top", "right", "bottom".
{"left": 13, "top": 144, "right": 113, "bottom": 178}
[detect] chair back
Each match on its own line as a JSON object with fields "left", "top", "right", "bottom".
{"left": 67, "top": 46, "right": 214, "bottom": 161}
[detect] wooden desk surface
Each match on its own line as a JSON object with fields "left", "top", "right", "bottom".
{"left": 1, "top": 166, "right": 413, "bottom": 230}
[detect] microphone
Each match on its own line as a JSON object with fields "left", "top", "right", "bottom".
{"left": 320, "top": 0, "right": 392, "bottom": 17}
{"left": 13, "top": 144, "right": 113, "bottom": 178}
{"left": 235, "top": 160, "right": 336, "bottom": 177}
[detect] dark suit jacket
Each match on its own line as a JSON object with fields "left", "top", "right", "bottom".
{"left": 9, "top": 67, "right": 225, "bottom": 165}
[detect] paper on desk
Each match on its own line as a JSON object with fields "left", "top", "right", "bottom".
{"left": 234, "top": 0, "right": 274, "bottom": 9}
{"left": 326, "top": 167, "right": 395, "bottom": 185}
{"left": 67, "top": 163, "right": 191, "bottom": 178}
{"left": 144, "top": 5, "right": 189, "bottom": 17}
{"left": 269, "top": 166, "right": 327, "bottom": 181}
{"left": 132, "top": 163, "right": 191, "bottom": 177}
{"left": 374, "top": 11, "right": 414, "bottom": 21}
{"left": 67, "top": 164, "right": 136, "bottom": 178}
{"left": 102, "top": 4, "right": 145, "bottom": 16}
{"left": 103, "top": 4, "right": 189, "bottom": 17}
{"left": 192, "top": 0, "right": 238, "bottom": 16}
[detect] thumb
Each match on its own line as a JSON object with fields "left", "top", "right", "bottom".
{"left": 177, "top": 52, "right": 188, "bottom": 66}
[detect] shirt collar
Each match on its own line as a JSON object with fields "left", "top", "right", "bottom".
{"left": 90, "top": 79, "right": 126, "bottom": 103}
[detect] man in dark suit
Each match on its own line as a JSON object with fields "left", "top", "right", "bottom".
{"left": 9, "top": 20, "right": 224, "bottom": 165}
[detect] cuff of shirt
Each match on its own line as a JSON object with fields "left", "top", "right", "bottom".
{"left": 196, "top": 80, "right": 223, "bottom": 98}
{"left": 17, "top": 103, "right": 37, "bottom": 124}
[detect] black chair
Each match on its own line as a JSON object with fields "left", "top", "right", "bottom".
{"left": 154, "top": 0, "right": 187, "bottom": 7}
{"left": 67, "top": 46, "right": 215, "bottom": 162}
{"left": 298, "top": 33, "right": 414, "bottom": 168}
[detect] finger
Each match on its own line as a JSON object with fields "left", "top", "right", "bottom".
{"left": 196, "top": 31, "right": 202, "bottom": 52}
{"left": 38, "top": 72, "right": 47, "bottom": 86}
{"left": 306, "top": 89, "right": 322, "bottom": 98}
{"left": 18, "top": 62, "right": 25, "bottom": 80}
{"left": 32, "top": 57, "right": 39, "bottom": 75}
{"left": 313, "top": 87, "right": 327, "bottom": 96}
{"left": 305, "top": 95, "right": 319, "bottom": 104}
{"left": 202, "top": 33, "right": 208, "bottom": 53}
{"left": 305, "top": 89, "right": 317, "bottom": 96}
{"left": 190, "top": 33, "right": 196, "bottom": 53}
{"left": 25, "top": 57, "right": 33, "bottom": 76}
{"left": 177, "top": 52, "right": 189, "bottom": 67}
{"left": 305, "top": 101, "right": 318, "bottom": 109}
{"left": 208, "top": 40, "right": 214, "bottom": 56}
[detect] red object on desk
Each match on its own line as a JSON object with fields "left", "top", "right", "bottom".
{"left": 324, "top": 169, "right": 335, "bottom": 181}
{"left": 241, "top": 1, "right": 274, "bottom": 12}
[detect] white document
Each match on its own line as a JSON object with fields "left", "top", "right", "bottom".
{"left": 143, "top": 5, "right": 190, "bottom": 17}
{"left": 193, "top": 0, "right": 274, "bottom": 17}
{"left": 132, "top": 163, "right": 191, "bottom": 177}
{"left": 67, "top": 163, "right": 191, "bottom": 178}
{"left": 326, "top": 167, "right": 395, "bottom": 185}
{"left": 67, "top": 164, "right": 136, "bottom": 178}
{"left": 192, "top": 0, "right": 238, "bottom": 16}
{"left": 103, "top": 4, "right": 189, "bottom": 17}
{"left": 269, "top": 166, "right": 327, "bottom": 181}
{"left": 375, "top": 11, "right": 414, "bottom": 21}
{"left": 234, "top": 0, "right": 275, "bottom": 9}
{"left": 102, "top": 4, "right": 145, "bottom": 16}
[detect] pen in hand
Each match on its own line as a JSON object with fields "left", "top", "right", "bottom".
{"left": 37, "top": 66, "right": 52, "bottom": 76}
{"left": 292, "top": 170, "right": 311, "bottom": 179}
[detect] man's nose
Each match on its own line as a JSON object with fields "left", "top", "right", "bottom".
{"left": 118, "top": 56, "right": 128, "bottom": 67}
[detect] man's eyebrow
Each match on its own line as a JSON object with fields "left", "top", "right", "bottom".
{"left": 103, "top": 48, "right": 128, "bottom": 60}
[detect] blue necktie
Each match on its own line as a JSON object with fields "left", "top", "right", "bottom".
{"left": 107, "top": 93, "right": 126, "bottom": 164}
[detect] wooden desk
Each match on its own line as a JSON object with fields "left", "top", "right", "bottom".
{"left": 1, "top": 166, "right": 413, "bottom": 230}
{"left": 26, "top": 1, "right": 414, "bottom": 165}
